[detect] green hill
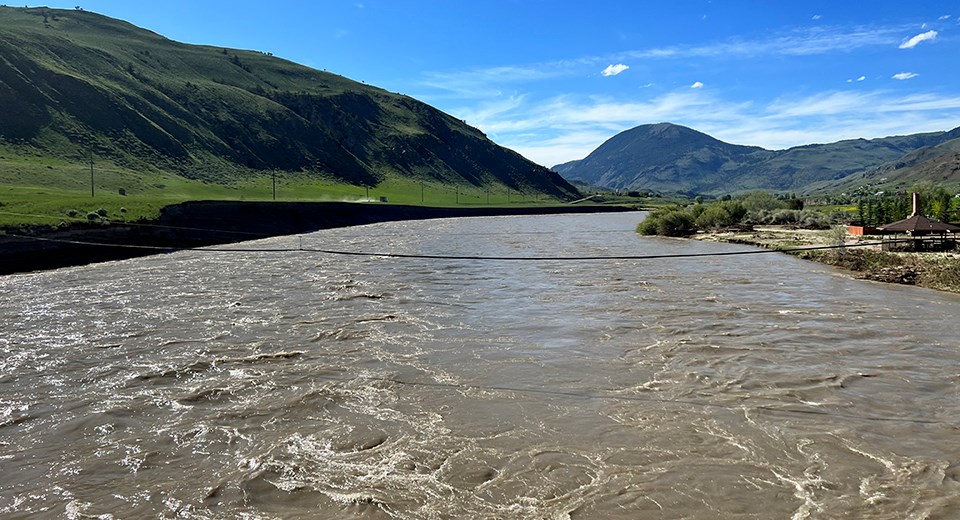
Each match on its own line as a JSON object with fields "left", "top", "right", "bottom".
{"left": 552, "top": 123, "right": 766, "bottom": 193}
{"left": 554, "top": 122, "right": 960, "bottom": 196}
{"left": 0, "top": 6, "right": 578, "bottom": 225}
{"left": 805, "top": 132, "right": 960, "bottom": 195}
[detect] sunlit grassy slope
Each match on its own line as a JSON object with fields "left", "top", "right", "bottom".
{"left": 0, "top": 153, "right": 570, "bottom": 228}
{"left": 0, "top": 6, "right": 579, "bottom": 227}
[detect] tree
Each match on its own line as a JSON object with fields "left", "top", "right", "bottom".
{"left": 740, "top": 190, "right": 785, "bottom": 213}
{"left": 926, "top": 187, "right": 952, "bottom": 221}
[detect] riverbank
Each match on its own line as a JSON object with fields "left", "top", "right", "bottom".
{"left": 694, "top": 226, "right": 960, "bottom": 293}
{"left": 0, "top": 201, "right": 636, "bottom": 275}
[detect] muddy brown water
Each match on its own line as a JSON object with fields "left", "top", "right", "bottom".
{"left": 2, "top": 212, "right": 959, "bottom": 519}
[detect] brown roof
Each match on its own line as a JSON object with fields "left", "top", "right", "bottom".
{"left": 879, "top": 214, "right": 960, "bottom": 234}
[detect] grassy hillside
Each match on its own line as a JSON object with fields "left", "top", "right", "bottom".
{"left": 806, "top": 132, "right": 960, "bottom": 195}
{"left": 0, "top": 148, "right": 566, "bottom": 229}
{"left": 0, "top": 6, "right": 578, "bottom": 228}
{"left": 553, "top": 123, "right": 767, "bottom": 193}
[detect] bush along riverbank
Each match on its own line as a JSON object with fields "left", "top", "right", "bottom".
{"left": 635, "top": 193, "right": 960, "bottom": 293}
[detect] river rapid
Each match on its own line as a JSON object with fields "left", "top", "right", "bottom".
{"left": 2, "top": 211, "right": 959, "bottom": 519}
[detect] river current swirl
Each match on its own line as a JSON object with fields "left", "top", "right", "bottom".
{"left": 1, "top": 211, "right": 959, "bottom": 519}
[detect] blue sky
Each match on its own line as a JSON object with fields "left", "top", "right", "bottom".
{"left": 43, "top": 1, "right": 960, "bottom": 166}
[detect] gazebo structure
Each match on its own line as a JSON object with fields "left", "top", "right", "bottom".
{"left": 878, "top": 193, "right": 960, "bottom": 252}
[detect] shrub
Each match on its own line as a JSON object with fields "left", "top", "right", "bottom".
{"left": 694, "top": 204, "right": 737, "bottom": 229}
{"left": 747, "top": 209, "right": 832, "bottom": 229}
{"left": 636, "top": 216, "right": 660, "bottom": 235}
{"left": 797, "top": 210, "right": 831, "bottom": 229}
{"left": 740, "top": 190, "right": 787, "bottom": 213}
{"left": 638, "top": 207, "right": 696, "bottom": 236}
{"left": 657, "top": 210, "right": 695, "bottom": 236}
{"left": 720, "top": 201, "right": 747, "bottom": 222}
{"left": 96, "top": 208, "right": 108, "bottom": 217}
{"left": 86, "top": 211, "right": 100, "bottom": 221}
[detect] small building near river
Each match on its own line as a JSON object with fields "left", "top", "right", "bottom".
{"left": 877, "top": 193, "right": 960, "bottom": 252}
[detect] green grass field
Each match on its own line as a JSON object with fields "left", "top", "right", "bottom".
{"left": 0, "top": 153, "right": 577, "bottom": 230}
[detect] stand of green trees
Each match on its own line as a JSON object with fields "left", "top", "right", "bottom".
{"left": 854, "top": 187, "right": 957, "bottom": 226}
{"left": 638, "top": 188, "right": 960, "bottom": 237}
{"left": 637, "top": 191, "right": 828, "bottom": 237}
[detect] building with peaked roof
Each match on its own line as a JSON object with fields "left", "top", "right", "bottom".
{"left": 878, "top": 193, "right": 959, "bottom": 251}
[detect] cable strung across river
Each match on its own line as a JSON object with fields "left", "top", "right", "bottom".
{"left": 5, "top": 232, "right": 890, "bottom": 262}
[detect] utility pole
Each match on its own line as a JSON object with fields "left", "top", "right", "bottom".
{"left": 365, "top": 185, "right": 370, "bottom": 202}
{"left": 421, "top": 180, "right": 424, "bottom": 204}
{"left": 89, "top": 154, "right": 94, "bottom": 198}
{"left": 272, "top": 171, "right": 276, "bottom": 201}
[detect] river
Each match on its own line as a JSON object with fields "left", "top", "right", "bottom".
{"left": 2, "top": 211, "right": 959, "bottom": 519}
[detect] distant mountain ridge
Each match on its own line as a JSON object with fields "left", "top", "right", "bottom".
{"left": 554, "top": 122, "right": 960, "bottom": 195}
{"left": 0, "top": 7, "right": 578, "bottom": 198}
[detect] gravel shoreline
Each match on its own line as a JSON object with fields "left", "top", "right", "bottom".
{"left": 693, "top": 226, "right": 960, "bottom": 293}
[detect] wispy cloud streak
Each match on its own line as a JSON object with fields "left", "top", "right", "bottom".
{"left": 899, "top": 30, "right": 937, "bottom": 49}
{"left": 892, "top": 72, "right": 918, "bottom": 80}
{"left": 601, "top": 64, "right": 629, "bottom": 76}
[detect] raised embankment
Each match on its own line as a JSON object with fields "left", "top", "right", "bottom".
{"left": 0, "top": 201, "right": 634, "bottom": 275}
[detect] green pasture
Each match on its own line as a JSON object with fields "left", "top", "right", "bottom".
{"left": 0, "top": 154, "right": 572, "bottom": 229}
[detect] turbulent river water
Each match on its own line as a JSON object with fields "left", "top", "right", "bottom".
{"left": 2, "top": 211, "right": 960, "bottom": 519}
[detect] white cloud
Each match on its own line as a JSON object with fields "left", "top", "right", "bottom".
{"left": 691, "top": 81, "right": 704, "bottom": 89}
{"left": 938, "top": 15, "right": 951, "bottom": 20}
{"left": 899, "top": 30, "right": 937, "bottom": 49}
{"left": 847, "top": 75, "right": 866, "bottom": 82}
{"left": 892, "top": 72, "right": 919, "bottom": 80}
{"left": 601, "top": 64, "right": 629, "bottom": 77}
{"left": 812, "top": 14, "right": 822, "bottom": 20}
